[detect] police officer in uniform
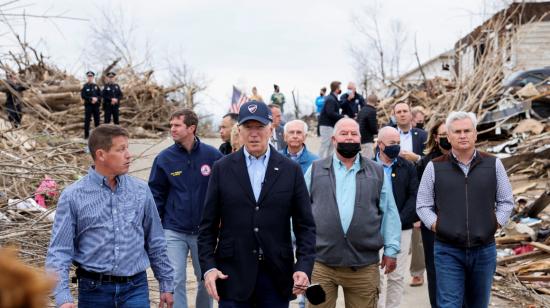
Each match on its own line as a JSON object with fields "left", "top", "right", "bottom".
{"left": 102, "top": 71, "right": 123, "bottom": 124}
{"left": 80, "top": 71, "right": 102, "bottom": 139}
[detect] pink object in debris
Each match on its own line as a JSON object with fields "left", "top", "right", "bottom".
{"left": 34, "top": 176, "right": 58, "bottom": 208}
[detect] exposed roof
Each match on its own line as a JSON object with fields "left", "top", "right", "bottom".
{"left": 454, "top": 1, "right": 550, "bottom": 49}
{"left": 398, "top": 50, "right": 453, "bottom": 82}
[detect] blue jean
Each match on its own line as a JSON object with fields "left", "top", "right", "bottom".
{"left": 165, "top": 229, "right": 212, "bottom": 308}
{"left": 219, "top": 263, "right": 289, "bottom": 308}
{"left": 434, "top": 240, "right": 496, "bottom": 308}
{"left": 78, "top": 271, "right": 149, "bottom": 308}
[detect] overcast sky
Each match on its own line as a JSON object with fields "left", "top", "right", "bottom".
{"left": 0, "top": 0, "right": 507, "bottom": 118}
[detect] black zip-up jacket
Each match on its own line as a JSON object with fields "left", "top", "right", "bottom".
{"left": 433, "top": 152, "right": 498, "bottom": 247}
{"left": 357, "top": 104, "right": 378, "bottom": 143}
{"left": 417, "top": 149, "right": 443, "bottom": 181}
{"left": 318, "top": 93, "right": 343, "bottom": 127}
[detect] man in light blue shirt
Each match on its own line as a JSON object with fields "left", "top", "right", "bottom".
{"left": 304, "top": 118, "right": 401, "bottom": 307}
{"left": 46, "top": 125, "right": 174, "bottom": 308}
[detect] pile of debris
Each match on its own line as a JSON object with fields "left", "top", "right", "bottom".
{"left": 0, "top": 57, "right": 184, "bottom": 139}
{"left": 377, "top": 6, "right": 550, "bottom": 306}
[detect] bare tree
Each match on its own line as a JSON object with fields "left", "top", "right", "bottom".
{"left": 85, "top": 5, "right": 151, "bottom": 71}
{"left": 167, "top": 56, "right": 208, "bottom": 110}
{"left": 349, "top": 2, "right": 409, "bottom": 92}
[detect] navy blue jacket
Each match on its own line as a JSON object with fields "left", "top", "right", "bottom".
{"left": 339, "top": 92, "right": 365, "bottom": 118}
{"left": 375, "top": 154, "right": 419, "bottom": 230}
{"left": 148, "top": 138, "right": 222, "bottom": 234}
{"left": 198, "top": 146, "right": 316, "bottom": 301}
{"left": 280, "top": 145, "right": 319, "bottom": 174}
{"left": 389, "top": 125, "right": 428, "bottom": 157}
{"left": 319, "top": 93, "right": 343, "bottom": 127}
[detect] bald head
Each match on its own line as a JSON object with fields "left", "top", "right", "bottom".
{"left": 332, "top": 118, "right": 361, "bottom": 151}
{"left": 347, "top": 82, "right": 356, "bottom": 91}
{"left": 367, "top": 94, "right": 378, "bottom": 105}
{"left": 333, "top": 118, "right": 359, "bottom": 136}
{"left": 378, "top": 126, "right": 400, "bottom": 142}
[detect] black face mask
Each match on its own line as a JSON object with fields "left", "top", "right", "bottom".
{"left": 416, "top": 123, "right": 424, "bottom": 130}
{"left": 336, "top": 142, "right": 361, "bottom": 158}
{"left": 382, "top": 144, "right": 401, "bottom": 160}
{"left": 439, "top": 137, "right": 452, "bottom": 151}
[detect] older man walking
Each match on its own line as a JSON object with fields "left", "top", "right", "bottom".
{"left": 417, "top": 111, "right": 514, "bottom": 308}
{"left": 198, "top": 101, "right": 316, "bottom": 307}
{"left": 281, "top": 119, "right": 318, "bottom": 173}
{"left": 376, "top": 126, "right": 419, "bottom": 308}
{"left": 305, "top": 118, "right": 401, "bottom": 307}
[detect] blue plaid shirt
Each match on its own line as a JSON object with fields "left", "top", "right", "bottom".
{"left": 46, "top": 167, "right": 174, "bottom": 306}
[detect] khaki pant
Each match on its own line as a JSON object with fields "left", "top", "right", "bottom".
{"left": 318, "top": 126, "right": 334, "bottom": 159}
{"left": 410, "top": 227, "right": 425, "bottom": 277}
{"left": 309, "top": 262, "right": 379, "bottom": 308}
{"left": 378, "top": 229, "right": 412, "bottom": 308}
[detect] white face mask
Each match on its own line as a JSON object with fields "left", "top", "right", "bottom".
{"left": 347, "top": 89, "right": 353, "bottom": 95}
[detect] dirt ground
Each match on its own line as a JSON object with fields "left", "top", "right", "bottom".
{"left": 128, "top": 135, "right": 510, "bottom": 308}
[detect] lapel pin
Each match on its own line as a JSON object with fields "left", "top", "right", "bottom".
{"left": 391, "top": 173, "right": 396, "bottom": 177}
{"left": 274, "top": 167, "right": 279, "bottom": 171}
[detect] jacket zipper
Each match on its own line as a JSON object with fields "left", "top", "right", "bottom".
{"left": 465, "top": 175, "right": 470, "bottom": 248}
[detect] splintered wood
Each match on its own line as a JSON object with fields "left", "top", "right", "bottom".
{"left": 0, "top": 58, "right": 184, "bottom": 139}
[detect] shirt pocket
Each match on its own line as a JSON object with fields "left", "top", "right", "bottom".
{"left": 118, "top": 194, "right": 144, "bottom": 226}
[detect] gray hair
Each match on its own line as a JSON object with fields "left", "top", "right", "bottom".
{"left": 446, "top": 111, "right": 477, "bottom": 131}
{"left": 283, "top": 119, "right": 308, "bottom": 134}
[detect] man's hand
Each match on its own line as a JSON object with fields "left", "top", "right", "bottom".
{"left": 413, "top": 221, "right": 421, "bottom": 228}
{"left": 399, "top": 150, "right": 420, "bottom": 162}
{"left": 205, "top": 269, "right": 228, "bottom": 301}
{"left": 380, "top": 255, "right": 397, "bottom": 274}
{"left": 111, "top": 98, "right": 118, "bottom": 104}
{"left": 292, "top": 271, "right": 310, "bottom": 295}
{"left": 347, "top": 91, "right": 355, "bottom": 100}
{"left": 431, "top": 222, "right": 437, "bottom": 232}
{"left": 60, "top": 303, "right": 76, "bottom": 308}
{"left": 92, "top": 97, "right": 98, "bottom": 104}
{"left": 159, "top": 292, "right": 174, "bottom": 308}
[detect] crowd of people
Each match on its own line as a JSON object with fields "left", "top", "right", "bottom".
{"left": 38, "top": 77, "right": 514, "bottom": 308}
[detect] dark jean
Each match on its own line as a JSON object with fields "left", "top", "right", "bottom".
{"left": 434, "top": 240, "right": 496, "bottom": 308}
{"left": 219, "top": 263, "right": 289, "bottom": 308}
{"left": 421, "top": 225, "right": 437, "bottom": 308}
{"left": 78, "top": 271, "right": 150, "bottom": 308}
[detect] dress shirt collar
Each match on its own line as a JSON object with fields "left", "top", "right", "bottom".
{"left": 332, "top": 153, "right": 361, "bottom": 172}
{"left": 451, "top": 149, "right": 477, "bottom": 167}
{"left": 88, "top": 166, "right": 124, "bottom": 189}
{"left": 288, "top": 146, "right": 305, "bottom": 159}
{"left": 375, "top": 152, "right": 397, "bottom": 168}
{"left": 244, "top": 145, "right": 271, "bottom": 168}
{"left": 397, "top": 125, "right": 413, "bottom": 135}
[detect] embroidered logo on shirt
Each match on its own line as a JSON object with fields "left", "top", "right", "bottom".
{"left": 170, "top": 171, "right": 182, "bottom": 176}
{"left": 200, "top": 164, "right": 211, "bottom": 176}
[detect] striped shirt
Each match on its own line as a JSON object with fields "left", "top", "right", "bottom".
{"left": 46, "top": 167, "right": 174, "bottom": 306}
{"left": 416, "top": 151, "right": 514, "bottom": 230}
